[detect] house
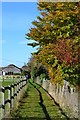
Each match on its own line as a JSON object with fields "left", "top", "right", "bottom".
{"left": 21, "top": 65, "right": 30, "bottom": 72}
{"left": 0, "top": 67, "right": 2, "bottom": 76}
{"left": 1, "top": 64, "right": 22, "bottom": 75}
{"left": 21, "top": 65, "right": 31, "bottom": 78}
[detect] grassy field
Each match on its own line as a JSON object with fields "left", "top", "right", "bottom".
{"left": 0, "top": 78, "right": 19, "bottom": 101}
{"left": 0, "top": 76, "right": 22, "bottom": 87}
{"left": 0, "top": 76, "right": 22, "bottom": 98}
{"left": 0, "top": 79, "right": 18, "bottom": 87}
{"left": 0, "top": 76, "right": 23, "bottom": 118}
{"left": 0, "top": 76, "right": 22, "bottom": 107}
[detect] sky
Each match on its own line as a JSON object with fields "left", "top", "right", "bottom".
{"left": 0, "top": 2, "right": 40, "bottom": 67}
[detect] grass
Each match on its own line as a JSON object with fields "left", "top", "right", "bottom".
{"left": 10, "top": 82, "right": 45, "bottom": 118}
{"left": 0, "top": 78, "right": 21, "bottom": 87}
{"left": 0, "top": 76, "right": 22, "bottom": 117}
{"left": 10, "top": 80, "right": 68, "bottom": 120}
{"left": 0, "top": 78, "right": 23, "bottom": 100}
{"left": 0, "top": 78, "right": 21, "bottom": 103}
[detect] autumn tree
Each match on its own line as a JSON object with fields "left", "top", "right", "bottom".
{"left": 26, "top": 2, "right": 79, "bottom": 45}
{"left": 26, "top": 2, "right": 80, "bottom": 85}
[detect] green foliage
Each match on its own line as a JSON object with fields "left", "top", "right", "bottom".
{"left": 40, "top": 73, "right": 46, "bottom": 83}
{"left": 21, "top": 70, "right": 28, "bottom": 76}
{"left": 26, "top": 2, "right": 79, "bottom": 46}
{"left": 62, "top": 64, "right": 79, "bottom": 85}
{"left": 26, "top": 2, "right": 79, "bottom": 85}
{"left": 28, "top": 57, "right": 49, "bottom": 80}
{"left": 13, "top": 73, "right": 21, "bottom": 75}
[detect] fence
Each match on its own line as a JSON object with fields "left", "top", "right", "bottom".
{"left": 35, "top": 77, "right": 78, "bottom": 119}
{"left": 0, "top": 79, "right": 27, "bottom": 119}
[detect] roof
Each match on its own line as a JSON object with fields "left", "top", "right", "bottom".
{"left": 21, "top": 65, "right": 30, "bottom": 71}
{"left": 4, "top": 64, "right": 21, "bottom": 69}
{"left": 2, "top": 64, "right": 22, "bottom": 72}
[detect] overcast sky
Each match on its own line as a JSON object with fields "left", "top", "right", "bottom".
{"left": 0, "top": 2, "right": 39, "bottom": 67}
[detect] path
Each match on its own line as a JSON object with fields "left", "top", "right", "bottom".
{"left": 10, "top": 80, "right": 69, "bottom": 120}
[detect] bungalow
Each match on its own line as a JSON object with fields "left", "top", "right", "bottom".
{"left": 1, "top": 64, "right": 22, "bottom": 75}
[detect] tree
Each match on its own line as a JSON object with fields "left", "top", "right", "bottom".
{"left": 26, "top": 2, "right": 79, "bottom": 46}
{"left": 27, "top": 57, "right": 49, "bottom": 80}
{"left": 26, "top": 2, "right": 80, "bottom": 85}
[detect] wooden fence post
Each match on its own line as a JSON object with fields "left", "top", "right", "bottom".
{"left": 14, "top": 84, "right": 17, "bottom": 106}
{"left": 17, "top": 82, "right": 19, "bottom": 99}
{"left": 19, "top": 81, "right": 21, "bottom": 89}
{"left": 11, "top": 84, "right": 14, "bottom": 108}
{"left": 23, "top": 80, "right": 24, "bottom": 87}
{"left": 1, "top": 87, "right": 5, "bottom": 117}
{"left": 0, "top": 79, "right": 28, "bottom": 119}
{"left": 22, "top": 80, "right": 23, "bottom": 88}
{"left": 18, "top": 82, "right": 20, "bottom": 99}
{"left": 8, "top": 85, "right": 11, "bottom": 112}
{"left": 14, "top": 84, "right": 17, "bottom": 97}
